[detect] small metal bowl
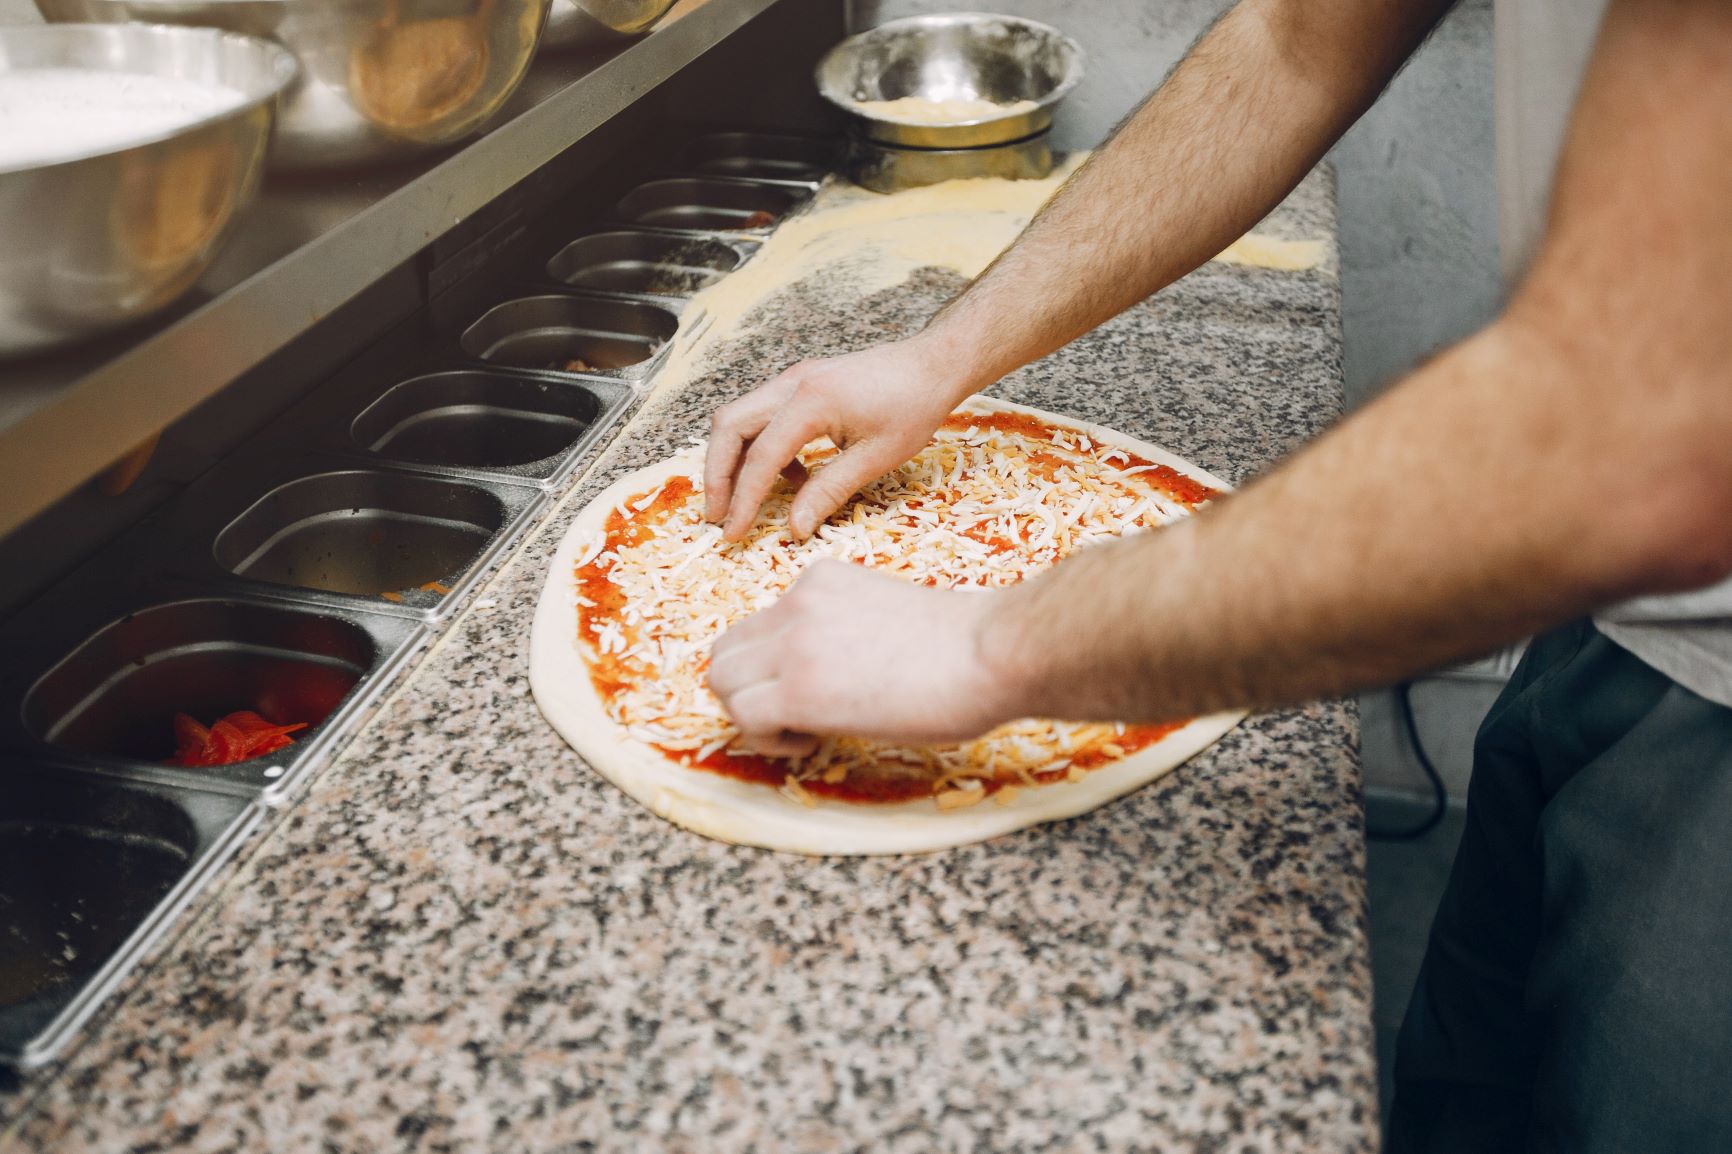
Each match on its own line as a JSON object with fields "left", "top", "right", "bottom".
{"left": 815, "top": 13, "right": 1083, "bottom": 150}
{"left": 0, "top": 24, "right": 296, "bottom": 359}
{"left": 541, "top": 0, "right": 674, "bottom": 53}
{"left": 847, "top": 133, "right": 1053, "bottom": 194}
{"left": 38, "top": 0, "right": 553, "bottom": 171}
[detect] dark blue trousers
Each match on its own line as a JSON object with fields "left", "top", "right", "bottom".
{"left": 1387, "top": 620, "right": 1732, "bottom": 1153}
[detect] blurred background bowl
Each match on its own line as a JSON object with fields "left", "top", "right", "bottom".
{"left": 540, "top": 0, "right": 673, "bottom": 54}
{"left": 815, "top": 12, "right": 1082, "bottom": 150}
{"left": 0, "top": 23, "right": 296, "bottom": 359}
{"left": 37, "top": 0, "right": 553, "bottom": 171}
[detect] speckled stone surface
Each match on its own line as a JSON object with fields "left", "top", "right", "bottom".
{"left": 1, "top": 167, "right": 1372, "bottom": 1152}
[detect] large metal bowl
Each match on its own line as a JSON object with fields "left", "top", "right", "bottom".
{"left": 541, "top": 0, "right": 673, "bottom": 53}
{"left": 815, "top": 13, "right": 1083, "bottom": 150}
{"left": 38, "top": 0, "right": 553, "bottom": 171}
{"left": 0, "top": 24, "right": 296, "bottom": 359}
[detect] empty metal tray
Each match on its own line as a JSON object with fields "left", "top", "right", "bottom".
{"left": 352, "top": 374, "right": 599, "bottom": 468}
{"left": 195, "top": 464, "right": 539, "bottom": 620}
{"left": 215, "top": 471, "right": 502, "bottom": 596}
{"left": 309, "top": 368, "right": 634, "bottom": 486}
{"left": 675, "top": 132, "right": 840, "bottom": 182}
{"left": 0, "top": 762, "right": 257, "bottom": 1070}
{"left": 545, "top": 231, "right": 752, "bottom": 298}
{"left": 460, "top": 294, "right": 679, "bottom": 379}
{"left": 13, "top": 596, "right": 416, "bottom": 794}
{"left": 613, "top": 177, "right": 814, "bottom": 235}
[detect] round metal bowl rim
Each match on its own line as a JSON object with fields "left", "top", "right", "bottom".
{"left": 541, "top": 0, "right": 676, "bottom": 49}
{"left": 580, "top": 0, "right": 678, "bottom": 35}
{"left": 0, "top": 23, "right": 299, "bottom": 177}
{"left": 814, "top": 12, "right": 1086, "bottom": 126}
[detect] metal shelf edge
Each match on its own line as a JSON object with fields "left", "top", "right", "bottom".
{"left": 0, "top": 0, "right": 783, "bottom": 541}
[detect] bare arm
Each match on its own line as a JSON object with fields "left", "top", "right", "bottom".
{"left": 918, "top": 0, "right": 1451, "bottom": 391}
{"left": 705, "top": 0, "right": 1452, "bottom": 542}
{"left": 988, "top": 0, "right": 1732, "bottom": 724}
{"left": 710, "top": 0, "right": 1732, "bottom": 750}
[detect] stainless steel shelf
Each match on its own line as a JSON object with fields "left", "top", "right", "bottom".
{"left": 0, "top": 0, "right": 782, "bottom": 540}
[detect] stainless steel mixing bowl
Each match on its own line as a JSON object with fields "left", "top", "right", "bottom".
{"left": 38, "top": 0, "right": 553, "bottom": 171}
{"left": 0, "top": 24, "right": 296, "bottom": 359}
{"left": 815, "top": 13, "right": 1083, "bottom": 150}
{"left": 540, "top": 0, "right": 673, "bottom": 53}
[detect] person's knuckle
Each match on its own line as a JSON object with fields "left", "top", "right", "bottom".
{"left": 809, "top": 472, "right": 850, "bottom": 506}
{"left": 788, "top": 628, "right": 829, "bottom": 671}
{"left": 790, "top": 370, "right": 836, "bottom": 403}
{"left": 792, "top": 603, "right": 829, "bottom": 639}
{"left": 792, "top": 582, "right": 832, "bottom": 613}
{"left": 740, "top": 456, "right": 777, "bottom": 491}
{"left": 727, "top": 688, "right": 774, "bottom": 733}
{"left": 777, "top": 678, "right": 819, "bottom": 725}
{"left": 779, "top": 589, "right": 813, "bottom": 623}
{"left": 705, "top": 658, "right": 736, "bottom": 698}
{"left": 710, "top": 404, "right": 740, "bottom": 432}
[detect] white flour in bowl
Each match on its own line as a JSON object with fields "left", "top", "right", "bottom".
{"left": 849, "top": 95, "right": 1039, "bottom": 125}
{"left": 0, "top": 69, "right": 247, "bottom": 168}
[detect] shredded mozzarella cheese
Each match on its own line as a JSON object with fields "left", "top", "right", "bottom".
{"left": 576, "top": 417, "right": 1213, "bottom": 809}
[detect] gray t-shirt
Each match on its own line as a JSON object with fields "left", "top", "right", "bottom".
{"left": 1498, "top": 0, "right": 1732, "bottom": 705}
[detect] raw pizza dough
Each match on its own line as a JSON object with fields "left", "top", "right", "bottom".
{"left": 529, "top": 396, "right": 1246, "bottom": 855}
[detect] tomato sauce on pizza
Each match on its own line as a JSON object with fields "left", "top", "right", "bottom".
{"left": 570, "top": 406, "right": 1219, "bottom": 810}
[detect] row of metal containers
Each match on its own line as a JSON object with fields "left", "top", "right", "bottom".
{"left": 0, "top": 131, "right": 838, "bottom": 1072}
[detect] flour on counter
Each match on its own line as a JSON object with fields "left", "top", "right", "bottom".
{"left": 640, "top": 154, "right": 1327, "bottom": 410}
{"left": 850, "top": 95, "right": 1038, "bottom": 124}
{"left": 0, "top": 69, "right": 247, "bottom": 169}
{"left": 1214, "top": 233, "right": 1328, "bottom": 271}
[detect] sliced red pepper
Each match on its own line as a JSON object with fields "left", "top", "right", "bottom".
{"left": 207, "top": 719, "right": 244, "bottom": 764}
{"left": 164, "top": 710, "right": 308, "bottom": 767}
{"left": 249, "top": 731, "right": 296, "bottom": 758}
{"left": 225, "top": 711, "right": 281, "bottom": 737}
{"left": 169, "top": 712, "right": 215, "bottom": 766}
{"left": 231, "top": 711, "right": 307, "bottom": 758}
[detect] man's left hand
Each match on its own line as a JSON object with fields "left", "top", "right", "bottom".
{"left": 707, "top": 560, "right": 1019, "bottom": 756}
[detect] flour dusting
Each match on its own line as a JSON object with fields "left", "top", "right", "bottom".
{"left": 0, "top": 69, "right": 246, "bottom": 169}
{"left": 646, "top": 154, "right": 1329, "bottom": 406}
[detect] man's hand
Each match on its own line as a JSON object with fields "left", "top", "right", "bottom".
{"left": 702, "top": 0, "right": 1449, "bottom": 547}
{"left": 704, "top": 339, "right": 970, "bottom": 543}
{"left": 707, "top": 560, "right": 1019, "bottom": 756}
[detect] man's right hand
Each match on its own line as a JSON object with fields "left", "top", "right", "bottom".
{"left": 704, "top": 337, "right": 971, "bottom": 542}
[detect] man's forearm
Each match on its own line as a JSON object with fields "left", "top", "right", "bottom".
{"left": 915, "top": 0, "right": 1451, "bottom": 398}
{"left": 979, "top": 0, "right": 1732, "bottom": 727}
{"left": 702, "top": 0, "right": 1451, "bottom": 538}
{"left": 985, "top": 319, "right": 1732, "bottom": 726}
{"left": 706, "top": 0, "right": 1732, "bottom": 754}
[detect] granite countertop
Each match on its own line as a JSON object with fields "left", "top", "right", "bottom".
{"left": 1, "top": 167, "right": 1372, "bottom": 1152}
